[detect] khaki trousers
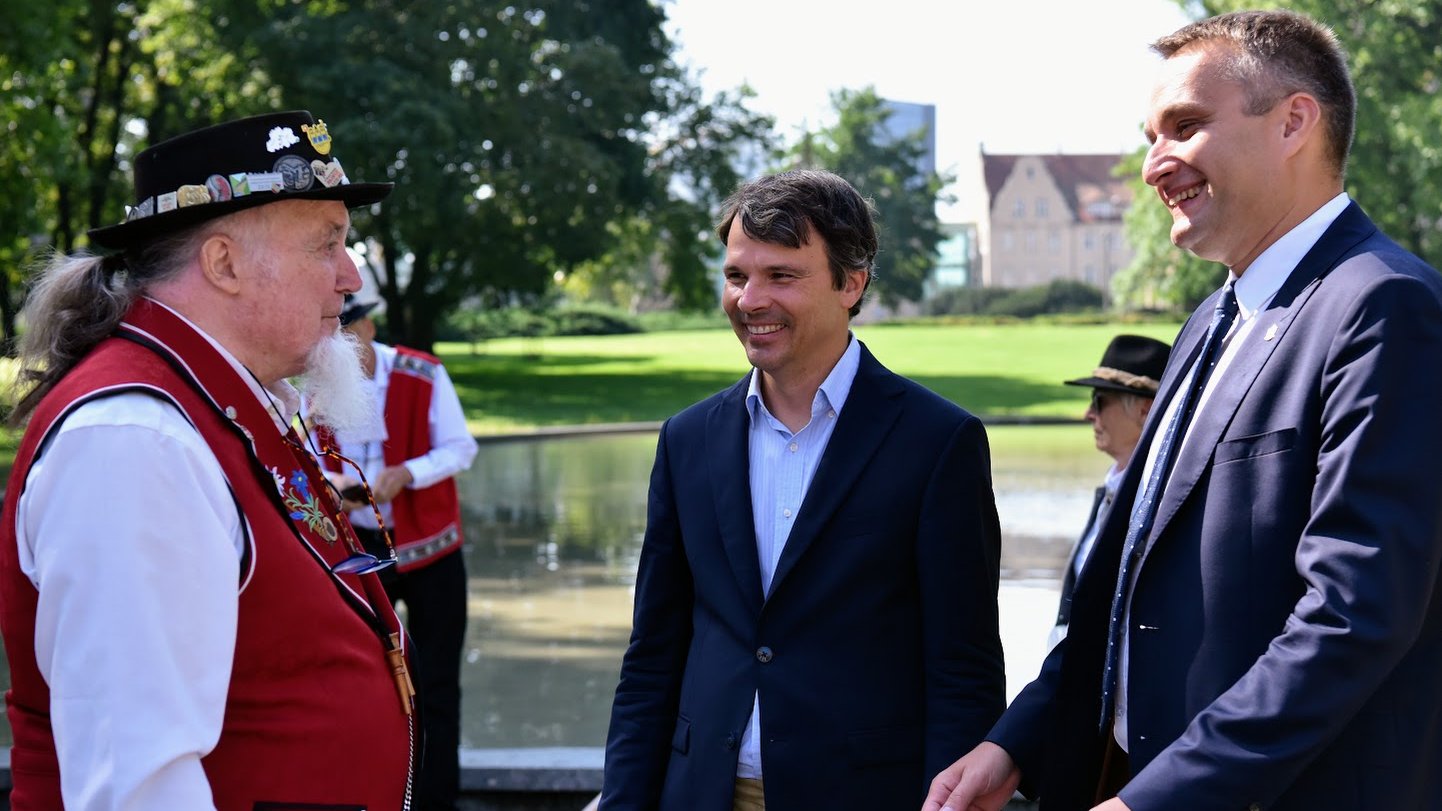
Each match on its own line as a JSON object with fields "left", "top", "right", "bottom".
{"left": 733, "top": 777, "right": 766, "bottom": 811}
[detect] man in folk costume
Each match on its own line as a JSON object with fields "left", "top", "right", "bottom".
{"left": 0, "top": 111, "right": 418, "bottom": 810}
{"left": 311, "top": 295, "right": 478, "bottom": 811}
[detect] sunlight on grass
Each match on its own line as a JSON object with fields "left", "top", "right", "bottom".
{"left": 440, "top": 321, "right": 1183, "bottom": 430}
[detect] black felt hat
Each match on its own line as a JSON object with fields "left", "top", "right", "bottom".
{"left": 88, "top": 110, "right": 392, "bottom": 249}
{"left": 1064, "top": 334, "right": 1171, "bottom": 396}
{"left": 339, "top": 293, "right": 381, "bottom": 327}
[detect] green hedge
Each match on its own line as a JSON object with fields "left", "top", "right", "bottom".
{"left": 925, "top": 280, "right": 1104, "bottom": 318}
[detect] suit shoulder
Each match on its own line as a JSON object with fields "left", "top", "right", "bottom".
{"left": 1328, "top": 231, "right": 1442, "bottom": 294}
{"left": 890, "top": 370, "right": 981, "bottom": 429}
{"left": 661, "top": 375, "right": 748, "bottom": 435}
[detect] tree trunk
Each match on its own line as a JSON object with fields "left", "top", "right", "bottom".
{"left": 88, "top": 29, "right": 134, "bottom": 232}
{"left": 406, "top": 246, "right": 435, "bottom": 352}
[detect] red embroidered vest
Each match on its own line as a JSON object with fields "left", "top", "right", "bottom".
{"left": 383, "top": 347, "right": 464, "bottom": 572}
{"left": 319, "top": 347, "right": 463, "bottom": 573}
{"left": 0, "top": 300, "right": 414, "bottom": 810}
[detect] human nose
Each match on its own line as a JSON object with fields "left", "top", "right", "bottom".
{"left": 1143, "top": 138, "right": 1173, "bottom": 188}
{"left": 735, "top": 277, "right": 769, "bottom": 312}
{"left": 337, "top": 253, "right": 362, "bottom": 294}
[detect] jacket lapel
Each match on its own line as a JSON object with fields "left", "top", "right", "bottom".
{"left": 1146, "top": 202, "right": 1378, "bottom": 545}
{"left": 708, "top": 373, "right": 765, "bottom": 614}
{"left": 766, "top": 344, "right": 904, "bottom": 601}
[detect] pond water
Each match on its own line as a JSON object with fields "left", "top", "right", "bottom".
{"left": 455, "top": 425, "right": 1097, "bottom": 749}
{"left": 0, "top": 425, "right": 1101, "bottom": 750}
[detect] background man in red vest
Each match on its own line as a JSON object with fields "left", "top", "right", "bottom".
{"left": 315, "top": 294, "right": 479, "bottom": 811}
{"left": 1, "top": 111, "right": 415, "bottom": 810}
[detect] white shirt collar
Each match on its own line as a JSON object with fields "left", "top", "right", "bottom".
{"left": 1230, "top": 191, "right": 1351, "bottom": 319}
{"left": 746, "top": 334, "right": 862, "bottom": 426}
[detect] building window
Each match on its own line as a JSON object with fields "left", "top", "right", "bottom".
{"left": 1084, "top": 232, "right": 1096, "bottom": 250}
{"left": 1048, "top": 230, "right": 1061, "bottom": 253}
{"left": 1085, "top": 265, "right": 1097, "bottom": 284}
{"left": 1013, "top": 199, "right": 1026, "bottom": 218}
{"left": 1025, "top": 165, "right": 1035, "bottom": 179}
{"left": 1001, "top": 232, "right": 1015, "bottom": 251}
{"left": 1024, "top": 231, "right": 1037, "bottom": 253}
{"left": 1036, "top": 198, "right": 1049, "bottom": 218}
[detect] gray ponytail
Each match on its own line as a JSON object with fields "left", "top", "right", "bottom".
{"left": 9, "top": 222, "right": 219, "bottom": 425}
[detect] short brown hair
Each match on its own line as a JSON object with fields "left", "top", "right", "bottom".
{"left": 716, "top": 169, "right": 877, "bottom": 318}
{"left": 1152, "top": 9, "right": 1355, "bottom": 176}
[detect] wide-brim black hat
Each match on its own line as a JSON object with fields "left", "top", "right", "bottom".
{"left": 1064, "top": 334, "right": 1172, "bottom": 396}
{"left": 89, "top": 110, "right": 392, "bottom": 249}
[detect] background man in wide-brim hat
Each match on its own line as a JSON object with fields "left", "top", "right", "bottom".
{"left": 308, "top": 293, "right": 478, "bottom": 811}
{"left": 0, "top": 111, "right": 417, "bottom": 809}
{"left": 1048, "top": 335, "right": 1170, "bottom": 650}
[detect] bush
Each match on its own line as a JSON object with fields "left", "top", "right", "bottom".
{"left": 447, "top": 305, "right": 642, "bottom": 341}
{"left": 925, "top": 280, "right": 1104, "bottom": 318}
{"left": 922, "top": 287, "right": 1012, "bottom": 316}
{"left": 548, "top": 307, "right": 642, "bottom": 336}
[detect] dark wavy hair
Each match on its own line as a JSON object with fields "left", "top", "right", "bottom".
{"left": 715, "top": 169, "right": 878, "bottom": 318}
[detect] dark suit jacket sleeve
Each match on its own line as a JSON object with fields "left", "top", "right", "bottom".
{"left": 601, "top": 421, "right": 695, "bottom": 808}
{"left": 918, "top": 414, "right": 1007, "bottom": 781}
{"left": 986, "top": 633, "right": 1067, "bottom": 796}
{"left": 1121, "top": 272, "right": 1442, "bottom": 810}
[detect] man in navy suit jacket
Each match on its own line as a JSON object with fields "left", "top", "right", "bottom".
{"left": 602, "top": 169, "right": 1006, "bottom": 810}
{"left": 927, "top": 11, "right": 1442, "bottom": 811}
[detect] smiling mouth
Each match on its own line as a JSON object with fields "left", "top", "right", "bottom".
{"left": 747, "top": 324, "right": 783, "bottom": 335}
{"left": 1166, "top": 185, "right": 1203, "bottom": 208}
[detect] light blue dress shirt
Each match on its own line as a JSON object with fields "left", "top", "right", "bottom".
{"left": 735, "top": 335, "right": 862, "bottom": 779}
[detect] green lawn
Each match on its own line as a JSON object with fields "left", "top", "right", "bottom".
{"left": 0, "top": 320, "right": 1183, "bottom": 485}
{"left": 443, "top": 320, "right": 1184, "bottom": 433}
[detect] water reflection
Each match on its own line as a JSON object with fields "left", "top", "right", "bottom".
{"left": 0, "top": 426, "right": 1099, "bottom": 750}
{"left": 456, "top": 426, "right": 1097, "bottom": 749}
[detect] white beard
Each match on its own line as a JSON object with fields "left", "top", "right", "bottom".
{"left": 300, "top": 329, "right": 378, "bottom": 435}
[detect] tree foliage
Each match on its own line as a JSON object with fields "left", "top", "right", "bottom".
{"left": 800, "top": 87, "right": 949, "bottom": 307}
{"left": 1119, "top": 0, "right": 1442, "bottom": 310}
{"left": 0, "top": 0, "right": 775, "bottom": 352}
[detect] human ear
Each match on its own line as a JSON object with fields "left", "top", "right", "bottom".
{"left": 1280, "top": 92, "right": 1322, "bottom": 155}
{"left": 198, "top": 232, "right": 245, "bottom": 296}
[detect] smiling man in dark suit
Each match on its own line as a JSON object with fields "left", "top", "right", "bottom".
{"left": 602, "top": 169, "right": 1005, "bottom": 811}
{"left": 927, "top": 10, "right": 1442, "bottom": 811}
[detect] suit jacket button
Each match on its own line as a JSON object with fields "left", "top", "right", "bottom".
{"left": 725, "top": 734, "right": 738, "bottom": 751}
{"left": 756, "top": 646, "right": 773, "bottom": 663}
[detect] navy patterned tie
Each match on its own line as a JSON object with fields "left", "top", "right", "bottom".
{"left": 1099, "top": 283, "right": 1239, "bottom": 730}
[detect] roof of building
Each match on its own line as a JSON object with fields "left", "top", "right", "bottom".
{"left": 982, "top": 153, "right": 1135, "bottom": 222}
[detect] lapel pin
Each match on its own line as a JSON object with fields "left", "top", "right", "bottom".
{"left": 1264, "top": 323, "right": 1279, "bottom": 342}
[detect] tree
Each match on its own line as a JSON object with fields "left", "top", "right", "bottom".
{"left": 800, "top": 88, "right": 949, "bottom": 307}
{"left": 1120, "top": 0, "right": 1442, "bottom": 311}
{"left": 0, "top": 1, "right": 149, "bottom": 353}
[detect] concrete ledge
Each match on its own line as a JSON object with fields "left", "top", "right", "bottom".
{"left": 462, "top": 747, "right": 603, "bottom": 792}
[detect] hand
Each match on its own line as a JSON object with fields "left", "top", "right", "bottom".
{"left": 921, "top": 742, "right": 1021, "bottom": 811}
{"left": 324, "top": 472, "right": 367, "bottom": 511}
{"left": 371, "top": 464, "right": 414, "bottom": 504}
{"left": 1091, "top": 798, "right": 1131, "bottom": 811}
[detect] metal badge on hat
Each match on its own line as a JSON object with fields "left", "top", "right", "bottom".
{"left": 301, "top": 119, "right": 332, "bottom": 155}
{"left": 205, "top": 174, "right": 233, "bottom": 202}
{"left": 273, "top": 154, "right": 315, "bottom": 192}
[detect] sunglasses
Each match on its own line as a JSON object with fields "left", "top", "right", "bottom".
{"left": 1090, "top": 390, "right": 1114, "bottom": 412}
